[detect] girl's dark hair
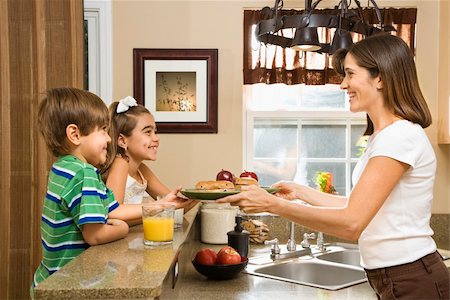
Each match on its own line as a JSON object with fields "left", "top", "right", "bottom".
{"left": 101, "top": 102, "right": 152, "bottom": 179}
{"left": 332, "top": 33, "right": 432, "bottom": 135}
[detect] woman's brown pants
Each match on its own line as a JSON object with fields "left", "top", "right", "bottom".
{"left": 365, "top": 251, "right": 450, "bottom": 299}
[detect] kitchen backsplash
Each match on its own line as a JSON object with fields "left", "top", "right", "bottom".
{"left": 243, "top": 213, "right": 449, "bottom": 250}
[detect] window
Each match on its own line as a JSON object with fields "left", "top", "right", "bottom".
{"left": 244, "top": 84, "right": 366, "bottom": 196}
{"left": 243, "top": 8, "right": 416, "bottom": 196}
{"left": 83, "top": 0, "right": 112, "bottom": 104}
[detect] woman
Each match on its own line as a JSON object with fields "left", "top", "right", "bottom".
{"left": 218, "top": 34, "right": 449, "bottom": 299}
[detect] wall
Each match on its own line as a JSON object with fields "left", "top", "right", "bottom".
{"left": 112, "top": 0, "right": 449, "bottom": 214}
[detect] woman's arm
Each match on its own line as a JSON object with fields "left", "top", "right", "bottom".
{"left": 273, "top": 181, "right": 348, "bottom": 207}
{"left": 105, "top": 157, "right": 129, "bottom": 204}
{"left": 219, "top": 156, "right": 409, "bottom": 241}
{"left": 82, "top": 219, "right": 129, "bottom": 245}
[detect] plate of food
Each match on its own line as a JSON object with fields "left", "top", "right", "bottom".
{"left": 181, "top": 179, "right": 278, "bottom": 201}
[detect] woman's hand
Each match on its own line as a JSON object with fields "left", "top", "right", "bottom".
{"left": 272, "top": 181, "right": 300, "bottom": 200}
{"left": 216, "top": 185, "right": 278, "bottom": 214}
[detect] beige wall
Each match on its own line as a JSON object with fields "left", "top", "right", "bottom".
{"left": 112, "top": 0, "right": 449, "bottom": 213}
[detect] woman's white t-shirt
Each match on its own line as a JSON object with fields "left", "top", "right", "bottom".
{"left": 352, "top": 120, "right": 436, "bottom": 269}
{"left": 123, "top": 170, "right": 148, "bottom": 204}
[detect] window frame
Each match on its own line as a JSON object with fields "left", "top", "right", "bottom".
{"left": 83, "top": 0, "right": 113, "bottom": 104}
{"left": 244, "top": 86, "right": 366, "bottom": 195}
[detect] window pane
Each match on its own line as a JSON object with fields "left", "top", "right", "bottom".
{"left": 300, "top": 85, "right": 346, "bottom": 109}
{"left": 351, "top": 124, "right": 366, "bottom": 158}
{"left": 247, "top": 84, "right": 346, "bottom": 111}
{"left": 253, "top": 159, "right": 298, "bottom": 187}
{"left": 300, "top": 162, "right": 345, "bottom": 195}
{"left": 253, "top": 123, "right": 297, "bottom": 158}
{"left": 249, "top": 84, "right": 301, "bottom": 111}
{"left": 301, "top": 125, "right": 345, "bottom": 158}
{"left": 351, "top": 162, "right": 357, "bottom": 189}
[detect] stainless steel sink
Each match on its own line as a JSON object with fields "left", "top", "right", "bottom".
{"left": 244, "top": 243, "right": 367, "bottom": 290}
{"left": 316, "top": 249, "right": 361, "bottom": 267}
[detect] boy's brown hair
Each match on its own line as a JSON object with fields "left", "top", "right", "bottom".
{"left": 38, "top": 87, "right": 109, "bottom": 157}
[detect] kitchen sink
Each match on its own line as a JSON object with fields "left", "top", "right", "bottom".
{"left": 244, "top": 243, "right": 367, "bottom": 290}
{"left": 316, "top": 249, "right": 361, "bottom": 267}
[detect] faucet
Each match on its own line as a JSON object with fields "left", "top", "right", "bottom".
{"left": 265, "top": 238, "right": 312, "bottom": 261}
{"left": 301, "top": 232, "right": 316, "bottom": 248}
{"left": 286, "top": 221, "right": 296, "bottom": 251}
{"left": 264, "top": 222, "right": 315, "bottom": 261}
{"left": 316, "top": 232, "right": 326, "bottom": 252}
{"left": 264, "top": 238, "right": 281, "bottom": 260}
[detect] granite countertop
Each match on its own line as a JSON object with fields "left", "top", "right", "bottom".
{"left": 162, "top": 241, "right": 377, "bottom": 300}
{"left": 34, "top": 203, "right": 201, "bottom": 300}
{"left": 34, "top": 202, "right": 450, "bottom": 300}
{"left": 163, "top": 243, "right": 450, "bottom": 300}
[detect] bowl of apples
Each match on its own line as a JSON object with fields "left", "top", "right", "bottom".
{"left": 192, "top": 246, "right": 248, "bottom": 280}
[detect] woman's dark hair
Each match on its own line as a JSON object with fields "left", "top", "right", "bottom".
{"left": 332, "top": 33, "right": 432, "bottom": 135}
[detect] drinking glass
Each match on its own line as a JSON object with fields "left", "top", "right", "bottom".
{"left": 142, "top": 204, "right": 175, "bottom": 246}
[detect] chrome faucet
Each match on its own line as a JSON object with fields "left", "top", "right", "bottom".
{"left": 264, "top": 222, "right": 315, "bottom": 261}
{"left": 265, "top": 238, "right": 281, "bottom": 260}
{"left": 316, "top": 232, "right": 326, "bottom": 252}
{"left": 286, "top": 221, "right": 296, "bottom": 251}
{"left": 301, "top": 232, "right": 316, "bottom": 248}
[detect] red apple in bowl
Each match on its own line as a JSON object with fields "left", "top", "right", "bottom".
{"left": 216, "top": 169, "right": 234, "bottom": 182}
{"left": 216, "top": 246, "right": 241, "bottom": 265}
{"left": 239, "top": 170, "right": 258, "bottom": 181}
{"left": 194, "top": 248, "right": 217, "bottom": 265}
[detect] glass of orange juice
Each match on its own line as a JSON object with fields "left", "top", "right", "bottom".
{"left": 142, "top": 204, "right": 175, "bottom": 246}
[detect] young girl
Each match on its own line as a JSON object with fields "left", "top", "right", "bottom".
{"left": 102, "top": 96, "right": 195, "bottom": 210}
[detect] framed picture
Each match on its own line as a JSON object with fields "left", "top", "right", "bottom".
{"left": 133, "top": 48, "right": 218, "bottom": 133}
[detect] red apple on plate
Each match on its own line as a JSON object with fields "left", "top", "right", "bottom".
{"left": 239, "top": 170, "right": 258, "bottom": 181}
{"left": 216, "top": 169, "right": 234, "bottom": 182}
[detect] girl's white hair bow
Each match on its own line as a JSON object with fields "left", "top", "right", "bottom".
{"left": 116, "top": 96, "right": 138, "bottom": 113}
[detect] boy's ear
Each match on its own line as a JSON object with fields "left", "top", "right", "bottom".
{"left": 66, "top": 124, "right": 82, "bottom": 145}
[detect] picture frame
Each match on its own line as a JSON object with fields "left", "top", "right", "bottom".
{"left": 133, "top": 48, "right": 218, "bottom": 133}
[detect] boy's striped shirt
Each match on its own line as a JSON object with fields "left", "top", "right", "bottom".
{"left": 32, "top": 155, "right": 118, "bottom": 288}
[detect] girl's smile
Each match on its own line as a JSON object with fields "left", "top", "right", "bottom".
{"left": 124, "top": 113, "right": 160, "bottom": 162}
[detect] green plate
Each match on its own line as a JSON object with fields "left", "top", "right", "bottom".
{"left": 263, "top": 187, "right": 278, "bottom": 194}
{"left": 181, "top": 187, "right": 278, "bottom": 201}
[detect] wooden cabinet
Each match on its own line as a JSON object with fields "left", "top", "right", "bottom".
{"left": 438, "top": 0, "right": 450, "bottom": 144}
{"left": 0, "top": 0, "right": 84, "bottom": 298}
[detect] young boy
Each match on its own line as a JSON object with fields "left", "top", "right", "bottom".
{"left": 32, "top": 88, "right": 129, "bottom": 290}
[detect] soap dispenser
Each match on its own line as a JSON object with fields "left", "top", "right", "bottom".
{"left": 227, "top": 215, "right": 250, "bottom": 257}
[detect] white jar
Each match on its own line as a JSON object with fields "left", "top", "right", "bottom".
{"left": 201, "top": 203, "right": 238, "bottom": 244}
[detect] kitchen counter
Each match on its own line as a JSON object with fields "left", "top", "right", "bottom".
{"left": 34, "top": 203, "right": 201, "bottom": 300}
{"left": 162, "top": 242, "right": 377, "bottom": 300}
{"left": 165, "top": 243, "right": 450, "bottom": 300}
{"left": 34, "top": 202, "right": 450, "bottom": 300}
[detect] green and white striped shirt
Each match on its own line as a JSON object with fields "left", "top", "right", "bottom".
{"left": 32, "top": 155, "right": 119, "bottom": 288}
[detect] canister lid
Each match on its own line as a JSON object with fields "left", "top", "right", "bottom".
{"left": 201, "top": 202, "right": 237, "bottom": 210}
